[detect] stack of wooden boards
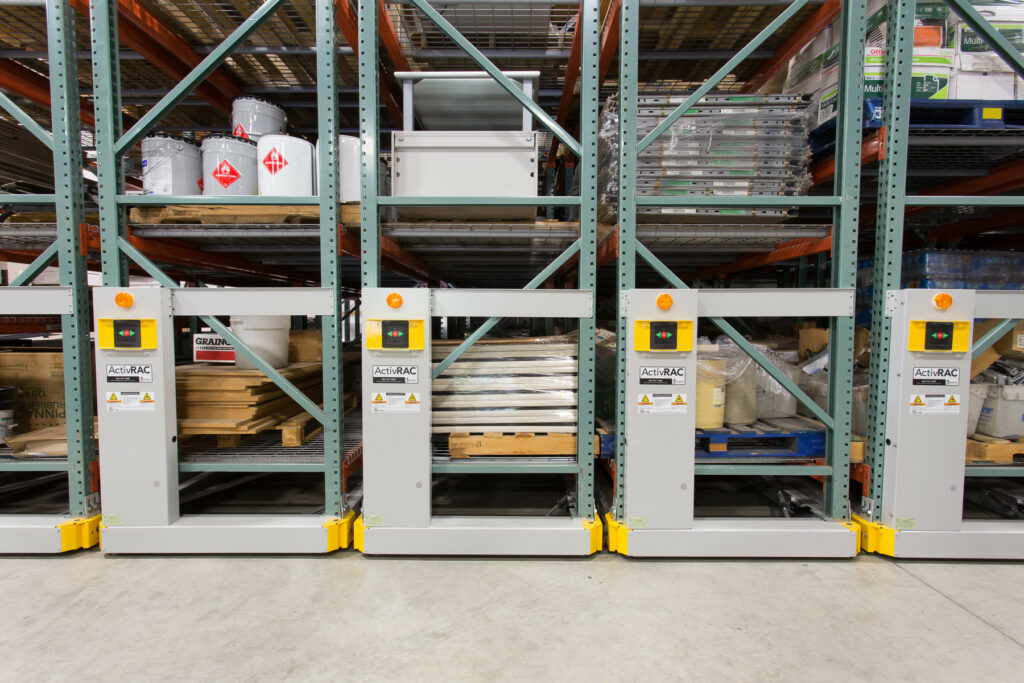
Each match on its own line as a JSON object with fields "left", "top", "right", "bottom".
{"left": 433, "top": 335, "right": 579, "bottom": 457}
{"left": 176, "top": 362, "right": 326, "bottom": 447}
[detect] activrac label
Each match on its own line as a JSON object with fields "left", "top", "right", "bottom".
{"left": 106, "top": 364, "right": 153, "bottom": 383}
{"left": 912, "top": 366, "right": 960, "bottom": 386}
{"left": 372, "top": 365, "right": 419, "bottom": 384}
{"left": 639, "top": 366, "right": 686, "bottom": 385}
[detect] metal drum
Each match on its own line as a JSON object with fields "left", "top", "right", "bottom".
{"left": 257, "top": 134, "right": 314, "bottom": 196}
{"left": 231, "top": 96, "right": 286, "bottom": 141}
{"left": 314, "top": 135, "right": 363, "bottom": 202}
{"left": 201, "top": 134, "right": 258, "bottom": 196}
{"left": 141, "top": 134, "right": 202, "bottom": 195}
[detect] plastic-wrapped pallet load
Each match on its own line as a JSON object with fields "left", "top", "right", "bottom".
{"left": 597, "top": 93, "right": 813, "bottom": 224}
{"left": 755, "top": 348, "right": 801, "bottom": 419}
{"left": 946, "top": 2, "right": 1024, "bottom": 98}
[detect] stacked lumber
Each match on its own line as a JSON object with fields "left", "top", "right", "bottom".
{"left": 433, "top": 335, "right": 579, "bottom": 442}
{"left": 128, "top": 204, "right": 360, "bottom": 226}
{"left": 176, "top": 362, "right": 324, "bottom": 446}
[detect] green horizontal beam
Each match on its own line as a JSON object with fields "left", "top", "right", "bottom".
{"left": 0, "top": 460, "right": 69, "bottom": 472}
{"left": 118, "top": 195, "right": 320, "bottom": 206}
{"left": 432, "top": 461, "right": 579, "bottom": 474}
{"left": 0, "top": 194, "right": 58, "bottom": 204}
{"left": 378, "top": 196, "right": 581, "bottom": 207}
{"left": 905, "top": 196, "right": 1024, "bottom": 207}
{"left": 964, "top": 466, "right": 1024, "bottom": 478}
{"left": 695, "top": 464, "right": 832, "bottom": 476}
{"left": 179, "top": 462, "right": 325, "bottom": 473}
{"left": 636, "top": 196, "right": 841, "bottom": 207}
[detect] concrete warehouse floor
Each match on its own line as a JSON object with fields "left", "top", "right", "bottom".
{"left": 1, "top": 553, "right": 1023, "bottom": 681}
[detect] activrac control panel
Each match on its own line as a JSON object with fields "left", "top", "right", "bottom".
{"left": 623, "top": 290, "right": 698, "bottom": 530}
{"left": 882, "top": 290, "right": 974, "bottom": 532}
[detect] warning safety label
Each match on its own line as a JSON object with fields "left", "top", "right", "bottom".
{"left": 369, "top": 391, "right": 422, "bottom": 413}
{"left": 637, "top": 392, "right": 688, "bottom": 414}
{"left": 105, "top": 390, "right": 157, "bottom": 412}
{"left": 909, "top": 393, "right": 960, "bottom": 415}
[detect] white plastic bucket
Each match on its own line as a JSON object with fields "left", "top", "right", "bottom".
{"left": 141, "top": 135, "right": 202, "bottom": 195}
{"left": 231, "top": 96, "right": 287, "bottom": 141}
{"left": 201, "top": 135, "right": 258, "bottom": 196}
{"left": 257, "top": 134, "right": 314, "bottom": 196}
{"left": 229, "top": 315, "right": 290, "bottom": 370}
{"left": 696, "top": 359, "right": 727, "bottom": 429}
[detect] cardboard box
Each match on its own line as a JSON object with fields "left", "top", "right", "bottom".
{"left": 798, "top": 327, "right": 829, "bottom": 360}
{"left": 0, "top": 350, "right": 65, "bottom": 433}
{"left": 949, "top": 69, "right": 1016, "bottom": 99}
{"left": 288, "top": 329, "right": 323, "bottom": 362}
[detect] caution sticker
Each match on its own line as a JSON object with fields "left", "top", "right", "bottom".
{"left": 369, "top": 391, "right": 422, "bottom": 413}
{"left": 106, "top": 390, "right": 157, "bottom": 412}
{"left": 909, "top": 393, "right": 960, "bottom": 415}
{"left": 637, "top": 392, "right": 688, "bottom": 414}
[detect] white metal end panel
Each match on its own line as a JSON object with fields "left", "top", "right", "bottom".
{"left": 361, "top": 516, "right": 593, "bottom": 556}
{"left": 882, "top": 289, "right": 974, "bottom": 532}
{"left": 626, "top": 518, "right": 859, "bottom": 558}
{"left": 93, "top": 287, "right": 179, "bottom": 528}
{"left": 0, "top": 516, "right": 66, "bottom": 554}
{"left": 623, "top": 289, "right": 698, "bottom": 530}
{"left": 892, "top": 520, "right": 1024, "bottom": 559}
{"left": 362, "top": 288, "right": 432, "bottom": 528}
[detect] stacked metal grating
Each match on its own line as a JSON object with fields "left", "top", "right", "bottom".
{"left": 598, "top": 93, "right": 814, "bottom": 222}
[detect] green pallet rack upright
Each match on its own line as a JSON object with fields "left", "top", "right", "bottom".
{"left": 0, "top": 0, "right": 99, "bottom": 554}
{"left": 88, "top": 0, "right": 353, "bottom": 554}
{"left": 606, "top": 0, "right": 865, "bottom": 557}
{"left": 354, "top": 0, "right": 602, "bottom": 556}
{"left": 859, "top": 0, "right": 1024, "bottom": 559}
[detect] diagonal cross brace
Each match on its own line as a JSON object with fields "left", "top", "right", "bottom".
{"left": 432, "top": 239, "right": 583, "bottom": 379}
{"left": 408, "top": 0, "right": 581, "bottom": 157}
{"left": 637, "top": 0, "right": 812, "bottom": 154}
{"left": 0, "top": 91, "right": 53, "bottom": 150}
{"left": 9, "top": 241, "right": 58, "bottom": 286}
{"left": 115, "top": 0, "right": 286, "bottom": 156}
{"left": 117, "top": 237, "right": 326, "bottom": 425}
{"left": 636, "top": 241, "right": 835, "bottom": 429}
{"left": 973, "top": 317, "right": 1021, "bottom": 359}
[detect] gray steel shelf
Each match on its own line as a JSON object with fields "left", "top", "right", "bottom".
{"left": 432, "top": 457, "right": 579, "bottom": 474}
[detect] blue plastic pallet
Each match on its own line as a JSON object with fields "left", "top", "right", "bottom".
{"left": 597, "top": 416, "right": 827, "bottom": 459}
{"left": 810, "top": 99, "right": 1024, "bottom": 154}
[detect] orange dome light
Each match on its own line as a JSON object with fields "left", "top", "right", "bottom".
{"left": 933, "top": 292, "right": 953, "bottom": 311}
{"left": 656, "top": 293, "right": 673, "bottom": 311}
{"left": 386, "top": 292, "right": 403, "bottom": 309}
{"left": 114, "top": 291, "right": 134, "bottom": 309}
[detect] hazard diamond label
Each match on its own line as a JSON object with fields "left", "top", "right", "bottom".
{"left": 262, "top": 147, "right": 288, "bottom": 175}
{"left": 196, "top": 177, "right": 204, "bottom": 192}
{"left": 212, "top": 159, "right": 241, "bottom": 188}
{"left": 233, "top": 123, "right": 248, "bottom": 138}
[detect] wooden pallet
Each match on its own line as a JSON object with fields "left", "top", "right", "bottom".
{"left": 966, "top": 435, "right": 1024, "bottom": 464}
{"left": 129, "top": 203, "right": 360, "bottom": 226}
{"left": 274, "top": 393, "right": 359, "bottom": 447}
{"left": 448, "top": 432, "right": 577, "bottom": 458}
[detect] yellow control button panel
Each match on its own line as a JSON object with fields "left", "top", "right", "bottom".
{"left": 97, "top": 318, "right": 158, "bottom": 350}
{"left": 907, "top": 320, "right": 970, "bottom": 353}
{"left": 634, "top": 320, "right": 694, "bottom": 352}
{"left": 366, "top": 319, "right": 426, "bottom": 351}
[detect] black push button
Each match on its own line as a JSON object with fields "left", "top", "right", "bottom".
{"left": 382, "top": 320, "right": 410, "bottom": 349}
{"left": 113, "top": 319, "right": 142, "bottom": 349}
{"left": 650, "top": 321, "right": 678, "bottom": 350}
{"left": 924, "top": 321, "right": 955, "bottom": 351}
